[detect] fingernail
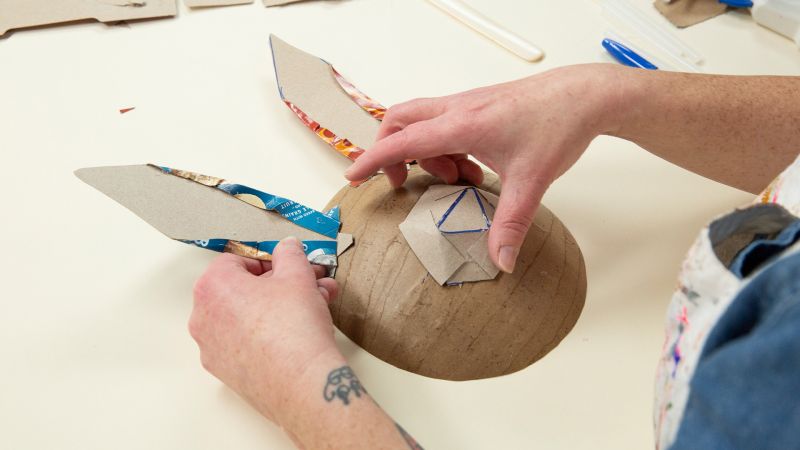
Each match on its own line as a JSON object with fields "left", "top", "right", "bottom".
{"left": 344, "top": 166, "right": 354, "bottom": 179}
{"left": 499, "top": 246, "right": 519, "bottom": 273}
{"left": 283, "top": 236, "right": 300, "bottom": 247}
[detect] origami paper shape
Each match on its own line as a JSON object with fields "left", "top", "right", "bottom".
{"left": 75, "top": 164, "right": 353, "bottom": 268}
{"left": 0, "top": 0, "right": 177, "bottom": 37}
{"left": 399, "top": 185, "right": 500, "bottom": 285}
{"left": 269, "top": 35, "right": 385, "bottom": 162}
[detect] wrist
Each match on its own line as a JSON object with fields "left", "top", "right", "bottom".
{"left": 595, "top": 63, "right": 650, "bottom": 139}
{"left": 270, "top": 346, "right": 348, "bottom": 430}
{"left": 524, "top": 63, "right": 640, "bottom": 140}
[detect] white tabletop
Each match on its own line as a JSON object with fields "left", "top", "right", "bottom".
{"left": 1, "top": 1, "right": 797, "bottom": 449}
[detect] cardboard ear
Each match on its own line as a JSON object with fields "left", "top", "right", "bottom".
{"left": 0, "top": 0, "right": 177, "bottom": 37}
{"left": 75, "top": 164, "right": 331, "bottom": 242}
{"left": 269, "top": 35, "right": 382, "bottom": 157}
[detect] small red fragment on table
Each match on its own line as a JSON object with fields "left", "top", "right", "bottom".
{"left": 119, "top": 107, "right": 136, "bottom": 114}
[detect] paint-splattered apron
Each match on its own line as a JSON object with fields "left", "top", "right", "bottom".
{"left": 654, "top": 156, "right": 800, "bottom": 449}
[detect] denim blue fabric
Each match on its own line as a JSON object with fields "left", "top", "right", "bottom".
{"left": 729, "top": 219, "right": 800, "bottom": 278}
{"left": 670, "top": 252, "right": 800, "bottom": 450}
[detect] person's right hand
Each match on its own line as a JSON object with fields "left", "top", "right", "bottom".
{"left": 346, "top": 64, "right": 627, "bottom": 273}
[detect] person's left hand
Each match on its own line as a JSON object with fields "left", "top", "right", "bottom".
{"left": 188, "top": 237, "right": 342, "bottom": 425}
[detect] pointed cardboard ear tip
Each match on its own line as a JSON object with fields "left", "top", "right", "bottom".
{"left": 74, "top": 167, "right": 91, "bottom": 182}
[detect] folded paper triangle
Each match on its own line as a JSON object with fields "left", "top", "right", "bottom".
{"left": 399, "top": 185, "right": 500, "bottom": 285}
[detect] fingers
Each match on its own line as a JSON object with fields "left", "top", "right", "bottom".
{"left": 453, "top": 156, "right": 485, "bottom": 186}
{"left": 346, "top": 116, "right": 462, "bottom": 181}
{"left": 488, "top": 177, "right": 548, "bottom": 273}
{"left": 370, "top": 98, "right": 448, "bottom": 188}
{"left": 376, "top": 98, "right": 446, "bottom": 141}
{"left": 383, "top": 162, "right": 409, "bottom": 188}
{"left": 270, "top": 237, "right": 317, "bottom": 282}
{"left": 379, "top": 99, "right": 449, "bottom": 188}
{"left": 206, "top": 253, "right": 261, "bottom": 279}
{"left": 312, "top": 264, "right": 327, "bottom": 279}
{"left": 418, "top": 157, "right": 459, "bottom": 184}
{"left": 242, "top": 259, "right": 273, "bottom": 276}
{"left": 316, "top": 278, "right": 339, "bottom": 304}
{"left": 416, "top": 155, "right": 484, "bottom": 186}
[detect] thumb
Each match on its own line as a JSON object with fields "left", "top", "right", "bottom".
{"left": 488, "top": 177, "right": 547, "bottom": 273}
{"left": 271, "top": 236, "right": 316, "bottom": 282}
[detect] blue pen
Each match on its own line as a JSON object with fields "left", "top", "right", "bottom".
{"left": 602, "top": 38, "right": 659, "bottom": 70}
{"left": 718, "top": 0, "right": 753, "bottom": 8}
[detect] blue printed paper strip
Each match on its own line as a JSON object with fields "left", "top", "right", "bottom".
{"left": 180, "top": 239, "right": 339, "bottom": 267}
{"left": 153, "top": 164, "right": 343, "bottom": 266}
{"left": 156, "top": 165, "right": 340, "bottom": 239}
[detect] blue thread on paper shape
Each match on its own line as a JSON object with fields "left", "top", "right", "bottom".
{"left": 435, "top": 187, "right": 492, "bottom": 234}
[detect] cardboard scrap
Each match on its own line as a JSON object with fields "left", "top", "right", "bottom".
{"left": 185, "top": 0, "right": 253, "bottom": 7}
{"left": 0, "top": 0, "right": 177, "bottom": 36}
{"left": 654, "top": 0, "right": 728, "bottom": 28}
{"left": 263, "top": 0, "right": 307, "bottom": 6}
{"left": 400, "top": 185, "right": 500, "bottom": 285}
{"left": 75, "top": 164, "right": 353, "bottom": 267}
{"left": 269, "top": 35, "right": 384, "bottom": 161}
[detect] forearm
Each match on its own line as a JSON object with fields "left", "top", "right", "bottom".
{"left": 608, "top": 67, "right": 800, "bottom": 194}
{"left": 271, "top": 349, "right": 423, "bottom": 450}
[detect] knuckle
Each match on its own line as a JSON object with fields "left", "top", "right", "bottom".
{"left": 187, "top": 314, "right": 203, "bottom": 341}
{"left": 192, "top": 275, "right": 215, "bottom": 305}
{"left": 278, "top": 248, "right": 306, "bottom": 266}
{"left": 384, "top": 104, "right": 405, "bottom": 121}
{"left": 393, "top": 128, "right": 415, "bottom": 154}
{"left": 454, "top": 111, "right": 487, "bottom": 140}
{"left": 384, "top": 103, "right": 411, "bottom": 127}
{"left": 500, "top": 213, "right": 534, "bottom": 237}
{"left": 199, "top": 353, "right": 214, "bottom": 372}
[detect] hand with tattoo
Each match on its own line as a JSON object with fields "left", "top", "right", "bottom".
{"left": 190, "top": 237, "right": 424, "bottom": 449}
{"left": 189, "top": 237, "right": 342, "bottom": 424}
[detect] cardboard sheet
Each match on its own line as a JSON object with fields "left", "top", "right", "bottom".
{"left": 263, "top": 0, "right": 307, "bottom": 6}
{"left": 0, "top": 0, "right": 177, "bottom": 36}
{"left": 185, "top": 0, "right": 252, "bottom": 6}
{"left": 75, "top": 164, "right": 352, "bottom": 266}
{"left": 399, "top": 185, "right": 500, "bottom": 285}
{"left": 654, "top": 0, "right": 728, "bottom": 28}
{"left": 269, "top": 35, "right": 384, "bottom": 161}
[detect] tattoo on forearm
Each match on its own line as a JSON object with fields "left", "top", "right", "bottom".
{"left": 395, "top": 423, "right": 425, "bottom": 450}
{"left": 322, "top": 368, "right": 424, "bottom": 449}
{"left": 323, "top": 366, "right": 366, "bottom": 406}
